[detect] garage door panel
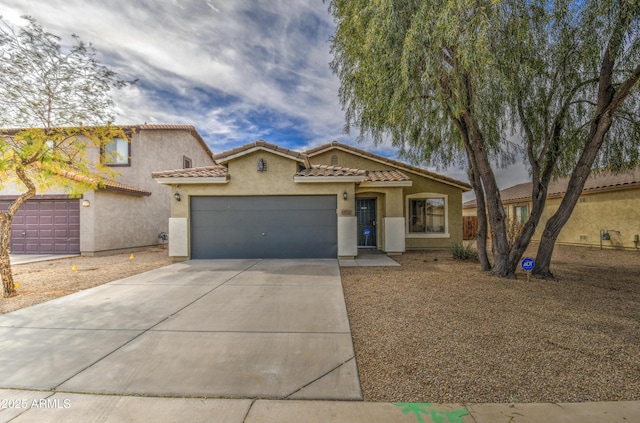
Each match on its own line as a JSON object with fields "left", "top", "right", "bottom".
{"left": 39, "top": 216, "right": 53, "bottom": 225}
{"left": 191, "top": 196, "right": 337, "bottom": 259}
{"left": 3, "top": 199, "right": 80, "bottom": 254}
{"left": 191, "top": 196, "right": 336, "bottom": 212}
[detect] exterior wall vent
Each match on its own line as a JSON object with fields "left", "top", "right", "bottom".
{"left": 331, "top": 154, "right": 339, "bottom": 166}
{"left": 257, "top": 158, "right": 267, "bottom": 172}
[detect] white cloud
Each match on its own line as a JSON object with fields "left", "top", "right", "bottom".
{"left": 1, "top": 0, "right": 530, "bottom": 185}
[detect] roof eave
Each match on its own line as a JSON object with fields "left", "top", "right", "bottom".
{"left": 154, "top": 177, "right": 230, "bottom": 185}
{"left": 360, "top": 181, "right": 413, "bottom": 187}
{"left": 294, "top": 176, "right": 366, "bottom": 183}
{"left": 102, "top": 186, "right": 152, "bottom": 196}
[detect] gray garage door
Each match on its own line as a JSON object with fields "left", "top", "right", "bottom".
{"left": 0, "top": 198, "right": 80, "bottom": 254}
{"left": 190, "top": 195, "right": 337, "bottom": 259}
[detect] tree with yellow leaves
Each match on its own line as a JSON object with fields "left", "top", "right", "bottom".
{"left": 0, "top": 16, "right": 134, "bottom": 297}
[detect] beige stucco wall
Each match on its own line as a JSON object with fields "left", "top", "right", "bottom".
{"left": 80, "top": 129, "right": 215, "bottom": 254}
{"left": 169, "top": 150, "right": 354, "bottom": 259}
{"left": 533, "top": 189, "right": 640, "bottom": 249}
{"left": 311, "top": 148, "right": 465, "bottom": 249}
{"left": 462, "top": 207, "right": 476, "bottom": 217}
{"left": 311, "top": 149, "right": 396, "bottom": 172}
{"left": 405, "top": 175, "right": 464, "bottom": 250}
{"left": 462, "top": 188, "right": 640, "bottom": 250}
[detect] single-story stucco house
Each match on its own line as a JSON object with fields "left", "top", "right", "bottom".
{"left": 152, "top": 140, "right": 472, "bottom": 260}
{"left": 463, "top": 167, "right": 640, "bottom": 250}
{"left": 0, "top": 125, "right": 216, "bottom": 255}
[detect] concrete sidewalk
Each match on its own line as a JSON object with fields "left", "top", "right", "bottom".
{"left": 1, "top": 391, "right": 638, "bottom": 422}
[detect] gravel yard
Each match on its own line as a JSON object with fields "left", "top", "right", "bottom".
{"left": 341, "top": 244, "right": 640, "bottom": 404}
{"left": 1, "top": 248, "right": 172, "bottom": 314}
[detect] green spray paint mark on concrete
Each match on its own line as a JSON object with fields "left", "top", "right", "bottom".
{"left": 395, "top": 403, "right": 469, "bottom": 423}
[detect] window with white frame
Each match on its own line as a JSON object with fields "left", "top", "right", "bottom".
{"left": 103, "top": 137, "right": 130, "bottom": 166}
{"left": 407, "top": 193, "right": 449, "bottom": 237}
{"left": 514, "top": 205, "right": 528, "bottom": 224}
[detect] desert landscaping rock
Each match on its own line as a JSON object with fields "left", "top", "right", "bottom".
{"left": 341, "top": 244, "right": 640, "bottom": 403}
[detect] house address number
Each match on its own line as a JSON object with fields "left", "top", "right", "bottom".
{"left": 341, "top": 209, "right": 352, "bottom": 215}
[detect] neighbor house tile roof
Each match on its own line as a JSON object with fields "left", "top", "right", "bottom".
{"left": 463, "top": 167, "right": 640, "bottom": 208}
{"left": 151, "top": 165, "right": 230, "bottom": 179}
{"left": 1, "top": 124, "right": 214, "bottom": 160}
{"left": 213, "top": 140, "right": 309, "bottom": 164}
{"left": 54, "top": 168, "right": 151, "bottom": 196}
{"left": 305, "top": 141, "right": 471, "bottom": 190}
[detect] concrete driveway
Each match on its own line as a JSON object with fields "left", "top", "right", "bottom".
{"left": 0, "top": 259, "right": 362, "bottom": 400}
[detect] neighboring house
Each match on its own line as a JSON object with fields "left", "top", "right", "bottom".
{"left": 152, "top": 140, "right": 471, "bottom": 260}
{"left": 462, "top": 167, "right": 640, "bottom": 250}
{"left": 0, "top": 125, "right": 215, "bottom": 255}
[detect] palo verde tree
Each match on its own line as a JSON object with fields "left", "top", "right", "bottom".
{"left": 0, "top": 16, "right": 132, "bottom": 297}
{"left": 328, "top": 0, "right": 640, "bottom": 278}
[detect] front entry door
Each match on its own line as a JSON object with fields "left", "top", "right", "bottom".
{"left": 356, "top": 198, "right": 377, "bottom": 248}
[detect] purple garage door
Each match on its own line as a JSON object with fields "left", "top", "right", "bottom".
{"left": 0, "top": 199, "right": 80, "bottom": 254}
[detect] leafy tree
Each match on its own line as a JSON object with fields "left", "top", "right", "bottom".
{"left": 0, "top": 16, "right": 132, "bottom": 297}
{"left": 521, "top": 0, "right": 640, "bottom": 278}
{"left": 328, "top": 0, "right": 640, "bottom": 278}
{"left": 329, "top": 0, "right": 514, "bottom": 275}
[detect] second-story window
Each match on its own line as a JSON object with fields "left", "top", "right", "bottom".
{"left": 103, "top": 137, "right": 130, "bottom": 166}
{"left": 183, "top": 156, "right": 193, "bottom": 169}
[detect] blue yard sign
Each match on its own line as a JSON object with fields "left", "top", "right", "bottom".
{"left": 363, "top": 229, "right": 371, "bottom": 237}
{"left": 521, "top": 257, "right": 535, "bottom": 271}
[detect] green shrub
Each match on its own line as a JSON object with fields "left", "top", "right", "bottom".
{"left": 450, "top": 242, "right": 479, "bottom": 261}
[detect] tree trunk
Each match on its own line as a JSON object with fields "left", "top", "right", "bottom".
{"left": 452, "top": 111, "right": 492, "bottom": 272}
{"left": 1, "top": 167, "right": 38, "bottom": 297}
{"left": 463, "top": 114, "right": 512, "bottom": 278}
{"left": 468, "top": 164, "right": 491, "bottom": 271}
{"left": 0, "top": 218, "right": 16, "bottom": 297}
{"left": 533, "top": 9, "right": 640, "bottom": 278}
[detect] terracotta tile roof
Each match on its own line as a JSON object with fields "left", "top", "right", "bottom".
{"left": 54, "top": 168, "right": 151, "bottom": 196}
{"left": 295, "top": 165, "right": 366, "bottom": 177}
{"left": 214, "top": 140, "right": 309, "bottom": 164}
{"left": 1, "top": 124, "right": 214, "bottom": 160}
{"left": 305, "top": 141, "right": 471, "bottom": 190}
{"left": 295, "top": 166, "right": 411, "bottom": 184}
{"left": 463, "top": 167, "right": 640, "bottom": 208}
{"left": 151, "top": 165, "right": 229, "bottom": 179}
{"left": 366, "top": 169, "right": 411, "bottom": 182}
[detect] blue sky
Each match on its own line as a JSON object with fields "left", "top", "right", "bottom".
{"left": 1, "top": 0, "right": 529, "bottom": 195}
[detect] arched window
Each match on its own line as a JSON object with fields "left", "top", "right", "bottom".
{"left": 331, "top": 155, "right": 339, "bottom": 166}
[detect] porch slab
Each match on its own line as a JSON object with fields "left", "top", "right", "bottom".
{"left": 339, "top": 253, "right": 400, "bottom": 267}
